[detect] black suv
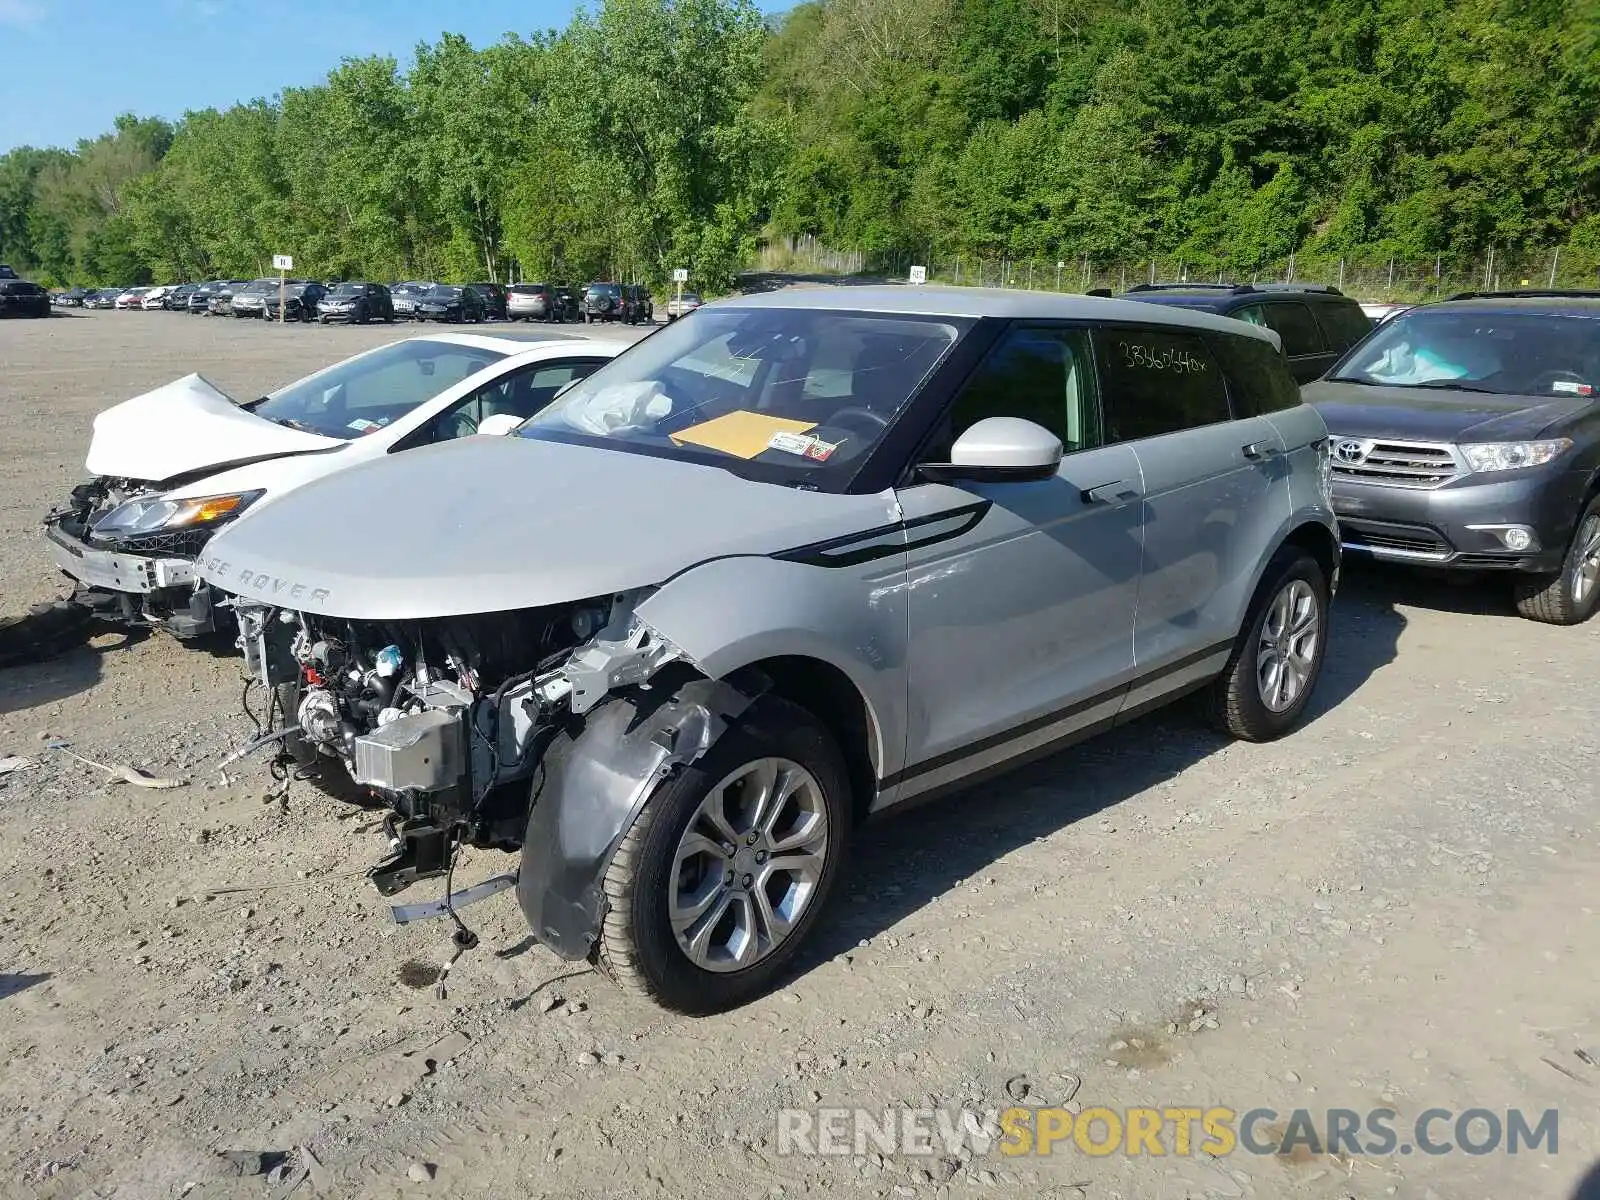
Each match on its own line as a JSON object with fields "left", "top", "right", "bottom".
{"left": 1113, "top": 283, "right": 1373, "bottom": 383}
{"left": 264, "top": 281, "right": 328, "bottom": 322}
{"left": 0, "top": 278, "right": 50, "bottom": 318}
{"left": 1305, "top": 291, "right": 1600, "bottom": 624}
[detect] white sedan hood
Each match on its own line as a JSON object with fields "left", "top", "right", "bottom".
{"left": 198, "top": 436, "right": 899, "bottom": 619}
{"left": 85, "top": 373, "right": 343, "bottom": 483}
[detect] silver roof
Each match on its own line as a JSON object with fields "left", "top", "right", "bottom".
{"left": 715, "top": 284, "right": 1281, "bottom": 343}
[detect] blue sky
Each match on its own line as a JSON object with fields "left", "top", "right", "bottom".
{"left": 0, "top": 0, "right": 789, "bottom": 154}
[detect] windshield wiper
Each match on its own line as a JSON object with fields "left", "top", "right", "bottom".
{"left": 1404, "top": 379, "right": 1502, "bottom": 394}
{"left": 1323, "top": 375, "right": 1367, "bottom": 384}
{"left": 272, "top": 416, "right": 316, "bottom": 432}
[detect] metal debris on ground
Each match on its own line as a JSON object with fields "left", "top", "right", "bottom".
{"left": 0, "top": 755, "right": 38, "bottom": 776}
{"left": 45, "top": 740, "right": 186, "bottom": 788}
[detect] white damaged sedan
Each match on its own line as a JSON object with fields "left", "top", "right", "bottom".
{"left": 44, "top": 330, "right": 618, "bottom": 637}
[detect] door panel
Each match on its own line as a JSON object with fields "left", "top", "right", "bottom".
{"left": 895, "top": 446, "right": 1144, "bottom": 799}
{"left": 1127, "top": 418, "right": 1288, "bottom": 681}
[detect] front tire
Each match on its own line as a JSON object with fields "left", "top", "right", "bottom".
{"left": 1207, "top": 548, "right": 1329, "bottom": 742}
{"left": 592, "top": 696, "right": 852, "bottom": 1015}
{"left": 1513, "top": 495, "right": 1600, "bottom": 624}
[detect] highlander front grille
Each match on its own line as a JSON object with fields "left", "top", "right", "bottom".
{"left": 1330, "top": 439, "right": 1462, "bottom": 489}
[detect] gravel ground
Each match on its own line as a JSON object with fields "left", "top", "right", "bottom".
{"left": 1, "top": 309, "right": 1597, "bottom": 1200}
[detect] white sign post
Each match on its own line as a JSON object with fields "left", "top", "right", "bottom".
{"left": 908, "top": 265, "right": 927, "bottom": 286}
{"left": 272, "top": 255, "right": 293, "bottom": 324}
{"left": 672, "top": 267, "right": 688, "bottom": 313}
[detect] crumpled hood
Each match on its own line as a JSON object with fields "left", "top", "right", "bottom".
{"left": 85, "top": 373, "right": 343, "bottom": 484}
{"left": 198, "top": 437, "right": 898, "bottom": 619}
{"left": 1304, "top": 380, "right": 1589, "bottom": 442}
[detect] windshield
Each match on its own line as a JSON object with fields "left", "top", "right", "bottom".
{"left": 331, "top": 283, "right": 364, "bottom": 296}
{"left": 250, "top": 339, "right": 508, "bottom": 440}
{"left": 424, "top": 286, "right": 461, "bottom": 300}
{"left": 518, "top": 307, "right": 964, "bottom": 485}
{"left": 1330, "top": 310, "right": 1600, "bottom": 396}
{"left": 588, "top": 284, "right": 621, "bottom": 297}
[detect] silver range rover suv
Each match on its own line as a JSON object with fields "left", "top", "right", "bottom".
{"left": 201, "top": 287, "right": 1339, "bottom": 1014}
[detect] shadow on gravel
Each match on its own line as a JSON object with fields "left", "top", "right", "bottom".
{"left": 0, "top": 972, "right": 50, "bottom": 999}
{"left": 797, "top": 566, "right": 1408, "bottom": 972}
{"left": 0, "top": 605, "right": 150, "bottom": 715}
{"left": 1337, "top": 559, "right": 1519, "bottom": 619}
{"left": 1572, "top": 1160, "right": 1600, "bottom": 1200}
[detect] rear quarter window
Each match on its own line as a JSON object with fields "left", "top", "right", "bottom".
{"left": 1092, "top": 326, "right": 1232, "bottom": 442}
{"left": 1210, "top": 332, "right": 1303, "bottom": 415}
{"left": 1258, "top": 302, "right": 1327, "bottom": 358}
{"left": 1313, "top": 300, "right": 1374, "bottom": 351}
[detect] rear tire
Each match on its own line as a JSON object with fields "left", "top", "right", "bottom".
{"left": 592, "top": 696, "right": 851, "bottom": 1015}
{"left": 1207, "top": 548, "right": 1329, "bottom": 742}
{"left": 1513, "top": 494, "right": 1600, "bottom": 625}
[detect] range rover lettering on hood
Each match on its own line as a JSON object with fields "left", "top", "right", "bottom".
{"left": 199, "top": 556, "right": 331, "bottom": 606}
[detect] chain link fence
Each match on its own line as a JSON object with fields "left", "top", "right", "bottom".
{"left": 753, "top": 236, "right": 1599, "bottom": 301}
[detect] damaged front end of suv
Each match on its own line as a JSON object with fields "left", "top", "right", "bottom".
{"left": 228, "top": 588, "right": 759, "bottom": 962}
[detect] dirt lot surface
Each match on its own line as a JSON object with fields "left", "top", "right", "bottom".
{"left": 1, "top": 309, "right": 1597, "bottom": 1200}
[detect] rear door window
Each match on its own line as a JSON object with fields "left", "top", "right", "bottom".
{"left": 1259, "top": 302, "right": 1326, "bottom": 358}
{"left": 1210, "top": 333, "right": 1303, "bottom": 415}
{"left": 1092, "top": 326, "right": 1232, "bottom": 443}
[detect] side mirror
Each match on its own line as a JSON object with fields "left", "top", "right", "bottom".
{"left": 476, "top": 413, "right": 523, "bottom": 437}
{"left": 918, "top": 417, "right": 1063, "bottom": 484}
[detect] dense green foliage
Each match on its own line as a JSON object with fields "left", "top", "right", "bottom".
{"left": 0, "top": 0, "right": 1595, "bottom": 287}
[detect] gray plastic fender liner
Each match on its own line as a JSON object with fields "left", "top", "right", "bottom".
{"left": 516, "top": 677, "right": 758, "bottom": 960}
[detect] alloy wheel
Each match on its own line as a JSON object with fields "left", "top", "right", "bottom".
{"left": 1256, "top": 578, "right": 1320, "bottom": 713}
{"left": 668, "top": 757, "right": 829, "bottom": 973}
{"left": 1570, "top": 514, "right": 1600, "bottom": 607}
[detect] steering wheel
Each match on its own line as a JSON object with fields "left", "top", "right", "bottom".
{"left": 825, "top": 406, "right": 891, "bottom": 435}
{"left": 1530, "top": 369, "right": 1590, "bottom": 394}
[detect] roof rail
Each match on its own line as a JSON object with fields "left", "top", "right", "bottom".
{"left": 1444, "top": 289, "right": 1600, "bottom": 302}
{"left": 1252, "top": 282, "right": 1345, "bottom": 295}
{"left": 1125, "top": 282, "right": 1257, "bottom": 294}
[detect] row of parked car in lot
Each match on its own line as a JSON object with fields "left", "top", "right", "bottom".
{"left": 31, "top": 275, "right": 1600, "bottom": 1015}
{"left": 36, "top": 277, "right": 701, "bottom": 325}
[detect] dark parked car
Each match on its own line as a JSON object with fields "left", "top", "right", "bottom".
{"left": 229, "top": 278, "right": 281, "bottom": 319}
{"left": 317, "top": 281, "right": 394, "bottom": 324}
{"left": 186, "top": 281, "right": 223, "bottom": 313}
{"left": 263, "top": 281, "right": 328, "bottom": 322}
{"left": 414, "top": 284, "right": 485, "bottom": 323}
{"left": 56, "top": 287, "right": 92, "bottom": 307}
{"left": 582, "top": 281, "right": 623, "bottom": 323}
{"left": 1305, "top": 290, "right": 1600, "bottom": 625}
{"left": 164, "top": 283, "right": 199, "bottom": 311}
{"left": 1113, "top": 283, "right": 1374, "bottom": 384}
{"left": 208, "top": 281, "right": 248, "bottom": 316}
{"left": 620, "top": 283, "right": 653, "bottom": 325}
{"left": 83, "top": 288, "right": 119, "bottom": 310}
{"left": 390, "top": 281, "right": 434, "bottom": 320}
{"left": 0, "top": 265, "right": 15, "bottom": 279}
{"left": 466, "top": 282, "right": 508, "bottom": 321}
{"left": 0, "top": 279, "right": 51, "bottom": 318}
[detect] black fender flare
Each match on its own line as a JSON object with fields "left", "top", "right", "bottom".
{"left": 516, "top": 676, "right": 759, "bottom": 960}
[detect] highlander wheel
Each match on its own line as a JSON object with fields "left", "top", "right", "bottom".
{"left": 1513, "top": 495, "right": 1600, "bottom": 625}
{"left": 594, "top": 697, "right": 850, "bottom": 1014}
{"left": 1208, "top": 548, "right": 1329, "bottom": 742}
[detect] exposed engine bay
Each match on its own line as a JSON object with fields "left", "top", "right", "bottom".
{"left": 231, "top": 590, "right": 687, "bottom": 895}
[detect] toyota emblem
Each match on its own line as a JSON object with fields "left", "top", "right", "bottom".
{"left": 1334, "top": 439, "right": 1368, "bottom": 464}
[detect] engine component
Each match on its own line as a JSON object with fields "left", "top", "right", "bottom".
{"left": 563, "top": 612, "right": 682, "bottom": 714}
{"left": 353, "top": 709, "right": 465, "bottom": 792}
{"left": 297, "top": 687, "right": 343, "bottom": 747}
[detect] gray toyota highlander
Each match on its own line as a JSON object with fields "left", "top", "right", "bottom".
{"left": 1306, "top": 291, "right": 1600, "bottom": 623}
{"left": 201, "top": 286, "right": 1338, "bottom": 1013}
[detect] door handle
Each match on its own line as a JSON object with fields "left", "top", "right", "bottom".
{"left": 1082, "top": 480, "right": 1140, "bottom": 504}
{"left": 1241, "top": 441, "right": 1280, "bottom": 460}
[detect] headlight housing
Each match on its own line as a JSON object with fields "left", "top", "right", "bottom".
{"left": 1458, "top": 440, "right": 1572, "bottom": 473}
{"left": 92, "top": 490, "right": 264, "bottom": 539}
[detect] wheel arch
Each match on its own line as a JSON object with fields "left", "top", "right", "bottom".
{"left": 727, "top": 653, "right": 882, "bottom": 826}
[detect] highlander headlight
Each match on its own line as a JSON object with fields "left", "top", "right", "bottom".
{"left": 1459, "top": 440, "right": 1572, "bottom": 473}
{"left": 93, "top": 490, "right": 264, "bottom": 538}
